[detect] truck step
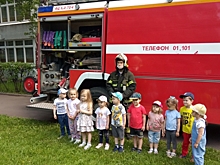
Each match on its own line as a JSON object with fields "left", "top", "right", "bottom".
{"left": 27, "top": 102, "right": 54, "bottom": 110}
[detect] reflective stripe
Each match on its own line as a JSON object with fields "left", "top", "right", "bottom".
{"left": 112, "top": 84, "right": 117, "bottom": 87}
{"left": 107, "top": 80, "right": 113, "bottom": 84}
{"left": 128, "top": 80, "right": 134, "bottom": 85}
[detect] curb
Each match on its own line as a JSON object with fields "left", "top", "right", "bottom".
{"left": 0, "top": 92, "right": 32, "bottom": 97}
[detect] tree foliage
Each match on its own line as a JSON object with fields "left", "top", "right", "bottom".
{"left": 0, "top": 0, "right": 39, "bottom": 38}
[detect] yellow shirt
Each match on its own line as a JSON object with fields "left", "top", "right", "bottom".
{"left": 180, "top": 106, "right": 194, "bottom": 134}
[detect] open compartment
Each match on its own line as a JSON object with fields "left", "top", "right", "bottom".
{"left": 40, "top": 18, "right": 68, "bottom": 50}
{"left": 69, "top": 13, "right": 103, "bottom": 48}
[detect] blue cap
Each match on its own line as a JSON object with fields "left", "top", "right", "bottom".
{"left": 57, "top": 88, "right": 68, "bottom": 95}
{"left": 179, "top": 92, "right": 194, "bottom": 100}
{"left": 130, "top": 92, "right": 141, "bottom": 99}
{"left": 112, "top": 92, "right": 123, "bottom": 101}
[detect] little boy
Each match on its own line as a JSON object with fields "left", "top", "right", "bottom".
{"left": 127, "top": 92, "right": 146, "bottom": 153}
{"left": 53, "top": 88, "right": 71, "bottom": 139}
{"left": 111, "top": 92, "right": 126, "bottom": 152}
{"left": 179, "top": 92, "right": 195, "bottom": 158}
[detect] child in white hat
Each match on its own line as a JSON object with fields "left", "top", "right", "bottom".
{"left": 190, "top": 104, "right": 207, "bottom": 165}
{"left": 95, "top": 95, "right": 111, "bottom": 150}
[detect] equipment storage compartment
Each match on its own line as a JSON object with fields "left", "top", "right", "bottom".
{"left": 40, "top": 18, "right": 68, "bottom": 50}
{"left": 69, "top": 13, "right": 103, "bottom": 49}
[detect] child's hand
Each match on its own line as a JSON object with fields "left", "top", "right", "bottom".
{"left": 146, "top": 125, "right": 149, "bottom": 131}
{"left": 194, "top": 143, "right": 198, "bottom": 148}
{"left": 106, "top": 125, "right": 109, "bottom": 130}
{"left": 54, "top": 114, "right": 57, "bottom": 120}
{"left": 141, "top": 126, "right": 145, "bottom": 131}
{"left": 176, "top": 132, "right": 180, "bottom": 137}
{"left": 162, "top": 129, "right": 165, "bottom": 137}
{"left": 189, "top": 137, "right": 192, "bottom": 143}
{"left": 122, "top": 125, "right": 125, "bottom": 129}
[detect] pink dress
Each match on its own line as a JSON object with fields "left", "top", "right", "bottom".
{"left": 77, "top": 102, "right": 94, "bottom": 132}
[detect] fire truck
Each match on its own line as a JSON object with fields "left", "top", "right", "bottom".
{"left": 24, "top": 0, "right": 220, "bottom": 125}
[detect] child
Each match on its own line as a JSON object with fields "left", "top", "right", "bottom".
{"left": 127, "top": 92, "right": 146, "bottom": 154}
{"left": 95, "top": 95, "right": 111, "bottom": 150}
{"left": 53, "top": 88, "right": 71, "bottom": 139}
{"left": 111, "top": 92, "right": 126, "bottom": 152}
{"left": 163, "top": 96, "right": 181, "bottom": 158}
{"left": 66, "top": 88, "right": 81, "bottom": 144}
{"left": 179, "top": 92, "right": 195, "bottom": 158}
{"left": 190, "top": 104, "right": 207, "bottom": 165}
{"left": 146, "top": 100, "right": 164, "bottom": 154}
{"left": 77, "top": 89, "right": 94, "bottom": 150}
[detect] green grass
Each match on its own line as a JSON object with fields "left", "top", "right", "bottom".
{"left": 0, "top": 115, "right": 219, "bottom": 165}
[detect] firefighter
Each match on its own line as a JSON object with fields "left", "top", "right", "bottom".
{"left": 106, "top": 53, "right": 136, "bottom": 138}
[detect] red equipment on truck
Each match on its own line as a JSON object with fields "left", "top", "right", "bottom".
{"left": 24, "top": 0, "right": 220, "bottom": 125}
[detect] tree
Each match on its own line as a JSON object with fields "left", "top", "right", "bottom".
{"left": 0, "top": 0, "right": 39, "bottom": 38}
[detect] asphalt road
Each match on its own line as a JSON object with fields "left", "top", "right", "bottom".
{"left": 0, "top": 94, "right": 219, "bottom": 150}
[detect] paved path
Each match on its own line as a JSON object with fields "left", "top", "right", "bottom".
{"left": 0, "top": 94, "right": 219, "bottom": 150}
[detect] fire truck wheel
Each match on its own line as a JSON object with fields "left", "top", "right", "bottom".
{"left": 23, "top": 76, "right": 36, "bottom": 94}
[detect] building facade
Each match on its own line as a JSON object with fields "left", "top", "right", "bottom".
{"left": 0, "top": 1, "right": 35, "bottom": 63}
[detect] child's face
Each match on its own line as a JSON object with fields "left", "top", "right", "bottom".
{"left": 152, "top": 105, "right": 160, "bottom": 113}
{"left": 69, "top": 91, "right": 77, "bottom": 100}
{"left": 183, "top": 97, "right": 193, "bottom": 108}
{"left": 132, "top": 99, "right": 141, "bottom": 106}
{"left": 112, "top": 96, "right": 120, "bottom": 105}
{"left": 98, "top": 101, "right": 106, "bottom": 108}
{"left": 192, "top": 111, "right": 198, "bottom": 118}
{"left": 59, "top": 93, "right": 66, "bottom": 99}
{"left": 80, "top": 92, "right": 87, "bottom": 102}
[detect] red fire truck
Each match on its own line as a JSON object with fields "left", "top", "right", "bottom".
{"left": 24, "top": 0, "right": 220, "bottom": 125}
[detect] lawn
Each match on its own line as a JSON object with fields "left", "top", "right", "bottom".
{"left": 0, "top": 115, "right": 219, "bottom": 165}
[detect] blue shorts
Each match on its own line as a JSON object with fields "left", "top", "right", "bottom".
{"left": 148, "top": 130, "right": 161, "bottom": 143}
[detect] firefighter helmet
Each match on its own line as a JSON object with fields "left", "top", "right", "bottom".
{"left": 115, "top": 53, "right": 128, "bottom": 67}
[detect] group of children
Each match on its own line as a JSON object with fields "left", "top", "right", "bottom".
{"left": 53, "top": 88, "right": 207, "bottom": 165}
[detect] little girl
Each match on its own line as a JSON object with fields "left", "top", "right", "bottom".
{"left": 66, "top": 88, "right": 81, "bottom": 144}
{"left": 163, "top": 96, "right": 181, "bottom": 158}
{"left": 146, "top": 101, "right": 164, "bottom": 154}
{"left": 77, "top": 89, "right": 94, "bottom": 150}
{"left": 95, "top": 95, "right": 111, "bottom": 150}
{"left": 190, "top": 104, "right": 207, "bottom": 165}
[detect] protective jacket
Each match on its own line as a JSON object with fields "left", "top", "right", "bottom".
{"left": 106, "top": 68, "right": 136, "bottom": 100}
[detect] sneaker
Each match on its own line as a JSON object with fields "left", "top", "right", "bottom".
{"left": 131, "top": 147, "right": 137, "bottom": 152}
{"left": 171, "top": 152, "right": 176, "bottom": 157}
{"left": 84, "top": 144, "right": 92, "bottom": 150}
{"left": 154, "top": 150, "right": 158, "bottom": 154}
{"left": 57, "top": 135, "right": 64, "bottom": 140}
{"left": 96, "top": 143, "right": 103, "bottom": 149}
{"left": 79, "top": 142, "right": 86, "bottom": 147}
{"left": 137, "top": 149, "right": 142, "bottom": 154}
{"left": 148, "top": 149, "right": 153, "bottom": 154}
{"left": 167, "top": 151, "right": 172, "bottom": 158}
{"left": 113, "top": 146, "right": 119, "bottom": 152}
{"left": 179, "top": 154, "right": 186, "bottom": 158}
{"left": 104, "top": 144, "right": 110, "bottom": 150}
{"left": 70, "top": 138, "right": 75, "bottom": 143}
{"left": 74, "top": 139, "right": 81, "bottom": 144}
{"left": 118, "top": 147, "right": 124, "bottom": 153}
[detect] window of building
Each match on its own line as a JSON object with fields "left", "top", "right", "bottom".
{"left": 0, "top": 49, "right": 6, "bottom": 62}
{"left": 0, "top": 1, "right": 30, "bottom": 23}
{"left": 1, "top": 40, "right": 35, "bottom": 63}
{"left": 7, "top": 48, "right": 14, "bottom": 62}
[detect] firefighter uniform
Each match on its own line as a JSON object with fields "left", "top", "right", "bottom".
{"left": 106, "top": 53, "right": 136, "bottom": 136}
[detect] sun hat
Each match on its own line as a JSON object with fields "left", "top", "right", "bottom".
{"left": 192, "top": 104, "right": 207, "bottom": 116}
{"left": 152, "top": 100, "right": 163, "bottom": 108}
{"left": 97, "top": 95, "right": 107, "bottom": 102}
{"left": 179, "top": 92, "right": 194, "bottom": 100}
{"left": 112, "top": 92, "right": 123, "bottom": 101}
{"left": 130, "top": 92, "right": 141, "bottom": 99}
{"left": 57, "top": 88, "right": 68, "bottom": 95}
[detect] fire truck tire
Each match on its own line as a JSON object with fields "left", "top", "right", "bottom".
{"left": 23, "top": 76, "right": 36, "bottom": 94}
